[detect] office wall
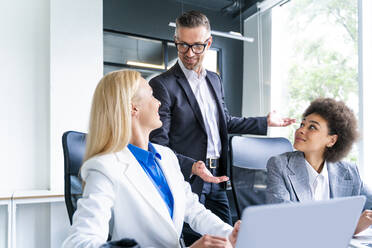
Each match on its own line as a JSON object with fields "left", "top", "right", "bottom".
{"left": 0, "top": 0, "right": 102, "bottom": 192}
{"left": 1, "top": 0, "right": 50, "bottom": 192}
{"left": 50, "top": 0, "right": 103, "bottom": 192}
{"left": 103, "top": 0, "right": 245, "bottom": 116}
{"left": 1, "top": 0, "right": 102, "bottom": 247}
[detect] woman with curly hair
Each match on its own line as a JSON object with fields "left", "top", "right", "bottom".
{"left": 266, "top": 98, "right": 372, "bottom": 234}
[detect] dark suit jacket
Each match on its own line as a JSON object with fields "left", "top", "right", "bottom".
{"left": 149, "top": 62, "right": 267, "bottom": 195}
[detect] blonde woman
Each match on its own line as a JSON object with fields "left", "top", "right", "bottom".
{"left": 62, "top": 70, "right": 239, "bottom": 248}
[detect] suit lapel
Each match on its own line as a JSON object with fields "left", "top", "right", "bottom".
{"left": 327, "top": 161, "right": 353, "bottom": 198}
{"left": 116, "top": 148, "right": 176, "bottom": 231}
{"left": 205, "top": 73, "right": 227, "bottom": 130}
{"left": 205, "top": 73, "right": 223, "bottom": 112}
{"left": 154, "top": 151, "right": 185, "bottom": 233}
{"left": 287, "top": 152, "right": 313, "bottom": 202}
{"left": 173, "top": 63, "right": 206, "bottom": 132}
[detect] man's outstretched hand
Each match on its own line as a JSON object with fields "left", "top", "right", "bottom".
{"left": 191, "top": 161, "right": 229, "bottom": 184}
{"left": 267, "top": 110, "right": 296, "bottom": 127}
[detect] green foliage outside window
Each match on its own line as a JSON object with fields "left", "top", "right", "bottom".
{"left": 281, "top": 0, "right": 358, "bottom": 162}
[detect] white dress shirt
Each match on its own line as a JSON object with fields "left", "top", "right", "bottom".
{"left": 178, "top": 59, "right": 221, "bottom": 159}
{"left": 305, "top": 160, "right": 330, "bottom": 201}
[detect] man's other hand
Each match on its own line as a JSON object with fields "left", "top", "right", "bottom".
{"left": 191, "top": 161, "right": 229, "bottom": 184}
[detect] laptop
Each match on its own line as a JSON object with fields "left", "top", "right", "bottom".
{"left": 236, "top": 196, "right": 366, "bottom": 248}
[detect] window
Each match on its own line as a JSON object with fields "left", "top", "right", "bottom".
{"left": 270, "top": 0, "right": 359, "bottom": 163}
{"left": 243, "top": 0, "right": 359, "bottom": 163}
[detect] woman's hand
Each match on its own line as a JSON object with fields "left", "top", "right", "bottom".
{"left": 354, "top": 210, "right": 372, "bottom": 235}
{"left": 228, "top": 220, "right": 241, "bottom": 247}
{"left": 190, "top": 234, "right": 233, "bottom": 248}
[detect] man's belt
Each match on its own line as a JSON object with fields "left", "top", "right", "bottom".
{"left": 206, "top": 158, "right": 218, "bottom": 169}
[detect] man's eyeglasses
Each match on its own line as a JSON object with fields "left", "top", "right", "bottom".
{"left": 175, "top": 38, "right": 210, "bottom": 54}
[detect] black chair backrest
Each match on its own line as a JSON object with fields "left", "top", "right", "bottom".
{"left": 62, "top": 131, "right": 86, "bottom": 224}
{"left": 230, "top": 135, "right": 293, "bottom": 218}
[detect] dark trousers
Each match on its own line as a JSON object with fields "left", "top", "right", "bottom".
{"left": 182, "top": 182, "right": 232, "bottom": 246}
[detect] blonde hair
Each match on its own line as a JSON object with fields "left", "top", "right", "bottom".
{"left": 84, "top": 70, "right": 141, "bottom": 161}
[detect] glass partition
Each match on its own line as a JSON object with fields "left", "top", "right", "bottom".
{"left": 104, "top": 30, "right": 220, "bottom": 80}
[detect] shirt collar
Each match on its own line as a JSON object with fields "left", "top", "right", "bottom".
{"left": 127, "top": 142, "right": 161, "bottom": 165}
{"left": 178, "top": 58, "right": 207, "bottom": 80}
{"left": 305, "top": 160, "right": 329, "bottom": 183}
{"left": 148, "top": 142, "right": 162, "bottom": 160}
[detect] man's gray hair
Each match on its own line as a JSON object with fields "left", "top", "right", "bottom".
{"left": 175, "top": 10, "right": 211, "bottom": 37}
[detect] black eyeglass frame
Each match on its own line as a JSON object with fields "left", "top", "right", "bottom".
{"left": 174, "top": 37, "right": 211, "bottom": 54}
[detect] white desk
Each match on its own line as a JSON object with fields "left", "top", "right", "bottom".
{"left": 0, "top": 190, "right": 64, "bottom": 248}
{"left": 350, "top": 227, "right": 372, "bottom": 248}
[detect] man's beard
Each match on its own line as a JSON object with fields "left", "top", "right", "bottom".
{"left": 185, "top": 59, "right": 202, "bottom": 71}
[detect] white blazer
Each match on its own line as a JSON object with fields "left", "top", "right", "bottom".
{"left": 62, "top": 144, "right": 232, "bottom": 248}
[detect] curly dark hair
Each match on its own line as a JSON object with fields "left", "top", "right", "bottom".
{"left": 303, "top": 98, "right": 358, "bottom": 162}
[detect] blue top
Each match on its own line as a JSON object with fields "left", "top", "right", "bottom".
{"left": 128, "top": 143, "right": 174, "bottom": 218}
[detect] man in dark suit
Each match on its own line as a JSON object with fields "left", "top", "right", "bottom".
{"left": 149, "top": 10, "right": 295, "bottom": 245}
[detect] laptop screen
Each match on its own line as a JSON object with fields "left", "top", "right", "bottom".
{"left": 236, "top": 196, "right": 365, "bottom": 248}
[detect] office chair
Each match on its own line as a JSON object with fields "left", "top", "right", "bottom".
{"left": 62, "top": 130, "right": 86, "bottom": 224}
{"left": 229, "top": 135, "right": 293, "bottom": 218}
{"left": 62, "top": 131, "right": 135, "bottom": 245}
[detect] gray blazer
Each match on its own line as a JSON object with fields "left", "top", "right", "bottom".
{"left": 266, "top": 151, "right": 372, "bottom": 210}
